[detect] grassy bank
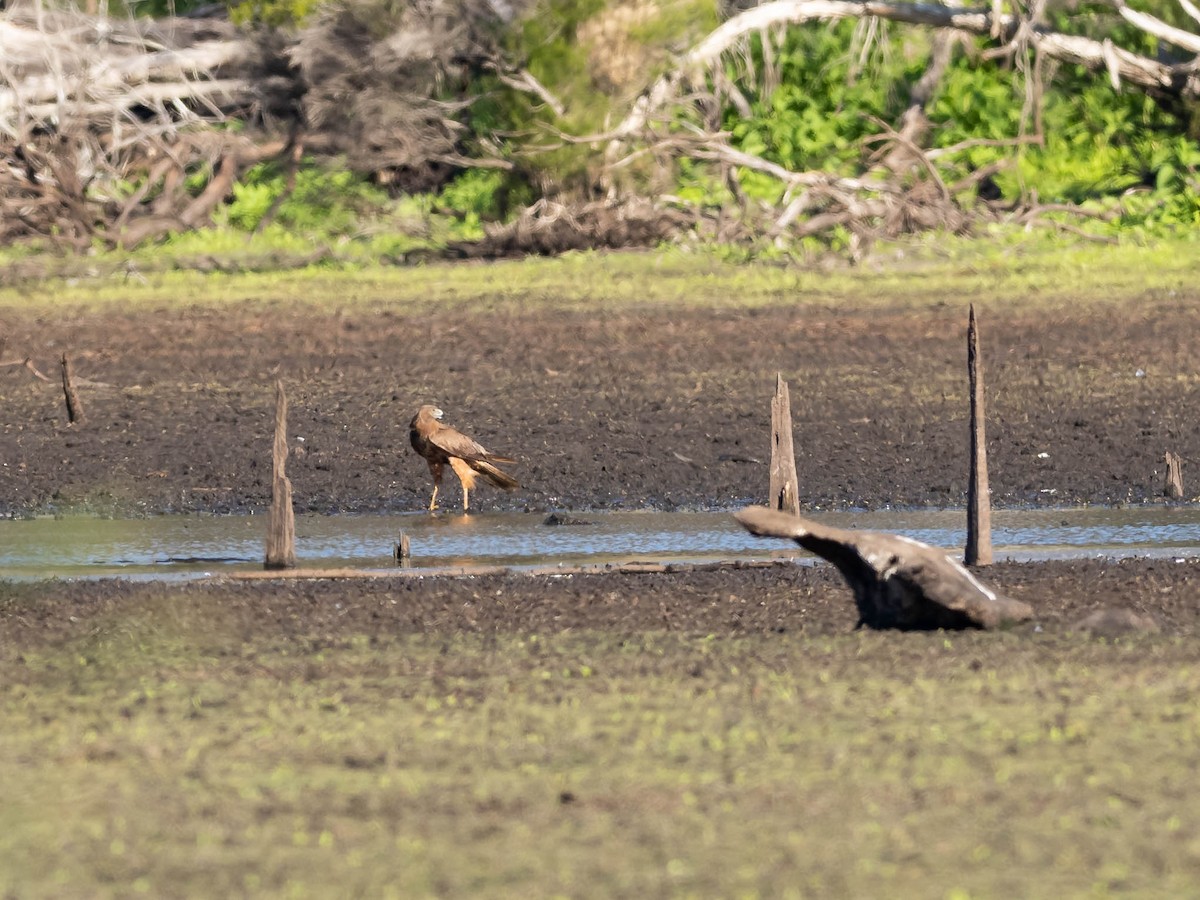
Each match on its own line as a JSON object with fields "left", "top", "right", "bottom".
{"left": 5, "top": 236, "right": 1200, "bottom": 898}
{"left": 2, "top": 588, "right": 1199, "bottom": 898}
{"left": 2, "top": 231, "right": 1198, "bottom": 315}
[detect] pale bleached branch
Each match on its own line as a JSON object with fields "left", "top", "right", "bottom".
{"left": 1116, "top": 1, "right": 1200, "bottom": 54}
{"left": 1178, "top": 0, "right": 1200, "bottom": 28}
{"left": 495, "top": 67, "right": 565, "bottom": 117}
{"left": 610, "top": 0, "right": 1200, "bottom": 146}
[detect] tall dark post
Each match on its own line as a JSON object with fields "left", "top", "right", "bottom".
{"left": 61, "top": 353, "right": 83, "bottom": 424}
{"left": 265, "top": 379, "right": 296, "bottom": 569}
{"left": 769, "top": 373, "right": 800, "bottom": 516}
{"left": 965, "top": 305, "right": 993, "bottom": 566}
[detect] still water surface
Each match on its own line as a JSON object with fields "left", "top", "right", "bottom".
{"left": 5, "top": 506, "right": 1200, "bottom": 580}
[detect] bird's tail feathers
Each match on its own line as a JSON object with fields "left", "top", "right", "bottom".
{"left": 473, "top": 459, "right": 519, "bottom": 490}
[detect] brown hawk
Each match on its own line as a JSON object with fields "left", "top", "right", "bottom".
{"left": 409, "top": 405, "right": 519, "bottom": 511}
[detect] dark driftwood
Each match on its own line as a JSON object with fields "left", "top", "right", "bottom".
{"left": 965, "top": 305, "right": 992, "bottom": 566}
{"left": 1165, "top": 450, "right": 1184, "bottom": 499}
{"left": 769, "top": 374, "right": 800, "bottom": 515}
{"left": 735, "top": 505, "right": 1033, "bottom": 630}
{"left": 265, "top": 379, "right": 296, "bottom": 569}
{"left": 60, "top": 353, "right": 83, "bottom": 423}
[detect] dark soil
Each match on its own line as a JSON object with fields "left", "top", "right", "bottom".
{"left": 3, "top": 282, "right": 1200, "bottom": 634}
{"left": 2, "top": 556, "right": 1196, "bottom": 652}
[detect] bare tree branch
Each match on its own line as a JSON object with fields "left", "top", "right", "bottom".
{"left": 1178, "top": 0, "right": 1200, "bottom": 28}
{"left": 611, "top": 0, "right": 1200, "bottom": 146}
{"left": 1115, "top": 1, "right": 1200, "bottom": 54}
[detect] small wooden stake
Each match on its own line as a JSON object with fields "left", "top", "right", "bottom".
{"left": 60, "top": 353, "right": 83, "bottom": 423}
{"left": 965, "top": 305, "right": 993, "bottom": 566}
{"left": 394, "top": 533, "right": 411, "bottom": 566}
{"left": 769, "top": 373, "right": 800, "bottom": 516}
{"left": 1165, "top": 450, "right": 1184, "bottom": 499}
{"left": 265, "top": 379, "right": 296, "bottom": 570}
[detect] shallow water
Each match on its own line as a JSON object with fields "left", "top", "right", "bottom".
{"left": 4, "top": 506, "right": 1200, "bottom": 580}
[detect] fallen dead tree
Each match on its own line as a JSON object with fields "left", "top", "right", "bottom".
{"left": 0, "top": 0, "right": 1196, "bottom": 254}
{"left": 0, "top": 0, "right": 520, "bottom": 247}
{"left": 0, "top": 4, "right": 293, "bottom": 247}
{"left": 612, "top": 0, "right": 1200, "bottom": 144}
{"left": 601, "top": 0, "right": 1200, "bottom": 252}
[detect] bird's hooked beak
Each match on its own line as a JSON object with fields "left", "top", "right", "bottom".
{"left": 431, "top": 407, "right": 444, "bottom": 420}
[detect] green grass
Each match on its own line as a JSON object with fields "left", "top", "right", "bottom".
{"left": 3, "top": 597, "right": 1200, "bottom": 898}
{"left": 5, "top": 236, "right": 1200, "bottom": 896}
{"left": 1, "top": 230, "right": 1197, "bottom": 316}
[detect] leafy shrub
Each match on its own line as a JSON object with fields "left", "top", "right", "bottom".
{"left": 713, "top": 19, "right": 1199, "bottom": 231}
{"left": 220, "top": 163, "right": 391, "bottom": 235}
{"left": 716, "top": 20, "right": 928, "bottom": 202}
{"left": 439, "top": 169, "right": 509, "bottom": 221}
{"left": 227, "top": 0, "right": 321, "bottom": 27}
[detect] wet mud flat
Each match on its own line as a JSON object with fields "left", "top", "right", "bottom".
{"left": 3, "top": 294, "right": 1200, "bottom": 517}
{"left": 2, "top": 555, "right": 1197, "bottom": 650}
{"left": 9, "top": 257, "right": 1200, "bottom": 899}
{"left": 4, "top": 280, "right": 1200, "bottom": 635}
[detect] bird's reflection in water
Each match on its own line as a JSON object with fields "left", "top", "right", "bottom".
{"left": 424, "top": 511, "right": 477, "bottom": 528}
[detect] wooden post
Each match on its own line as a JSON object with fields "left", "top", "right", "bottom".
{"left": 60, "top": 353, "right": 83, "bottom": 423}
{"left": 1165, "top": 451, "right": 1184, "bottom": 499}
{"left": 394, "top": 533, "right": 411, "bottom": 566}
{"left": 965, "top": 305, "right": 993, "bottom": 566}
{"left": 769, "top": 373, "right": 800, "bottom": 516}
{"left": 265, "top": 379, "right": 296, "bottom": 569}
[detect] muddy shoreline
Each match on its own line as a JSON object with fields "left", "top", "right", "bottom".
{"left": 4, "top": 285, "right": 1200, "bottom": 635}
{"left": 4, "top": 296, "right": 1200, "bottom": 517}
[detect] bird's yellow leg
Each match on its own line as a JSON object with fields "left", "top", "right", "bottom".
{"left": 447, "top": 457, "right": 476, "bottom": 513}
{"left": 428, "top": 484, "right": 439, "bottom": 511}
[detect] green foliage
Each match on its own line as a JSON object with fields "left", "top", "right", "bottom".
{"left": 470, "top": 0, "right": 721, "bottom": 196}
{"left": 712, "top": 20, "right": 1200, "bottom": 233}
{"left": 439, "top": 168, "right": 508, "bottom": 220}
{"left": 627, "top": 0, "right": 719, "bottom": 52}
{"left": 226, "top": 0, "right": 321, "bottom": 27}
{"left": 124, "top": 0, "right": 221, "bottom": 16}
{"left": 929, "top": 53, "right": 1200, "bottom": 229}
{"left": 434, "top": 168, "right": 532, "bottom": 239}
{"left": 709, "top": 21, "right": 931, "bottom": 205}
{"left": 519, "top": 0, "right": 609, "bottom": 88}
{"left": 6, "top": 585, "right": 1200, "bottom": 898}
{"left": 219, "top": 163, "right": 391, "bottom": 236}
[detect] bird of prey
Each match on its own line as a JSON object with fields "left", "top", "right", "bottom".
{"left": 409, "top": 405, "right": 519, "bottom": 512}
{"left": 735, "top": 506, "right": 1032, "bottom": 630}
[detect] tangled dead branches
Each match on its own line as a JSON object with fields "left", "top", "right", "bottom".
{"left": 449, "top": 197, "right": 691, "bottom": 257}
{"left": 289, "top": 0, "right": 522, "bottom": 192}
{"left": 601, "top": 0, "right": 1200, "bottom": 253}
{"left": 0, "top": 0, "right": 521, "bottom": 247}
{"left": 0, "top": 3, "right": 293, "bottom": 247}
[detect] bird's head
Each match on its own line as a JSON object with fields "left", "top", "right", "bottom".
{"left": 417, "top": 404, "right": 444, "bottom": 421}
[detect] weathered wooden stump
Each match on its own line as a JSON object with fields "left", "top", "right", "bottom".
{"left": 769, "top": 373, "right": 800, "bottom": 516}
{"left": 965, "top": 305, "right": 992, "bottom": 566}
{"left": 1164, "top": 450, "right": 1184, "bottom": 499}
{"left": 264, "top": 379, "right": 296, "bottom": 570}
{"left": 61, "top": 352, "right": 83, "bottom": 424}
{"left": 735, "top": 506, "right": 1033, "bottom": 630}
{"left": 394, "top": 533, "right": 411, "bottom": 566}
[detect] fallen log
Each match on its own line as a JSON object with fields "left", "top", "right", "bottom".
{"left": 735, "top": 505, "right": 1033, "bottom": 630}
